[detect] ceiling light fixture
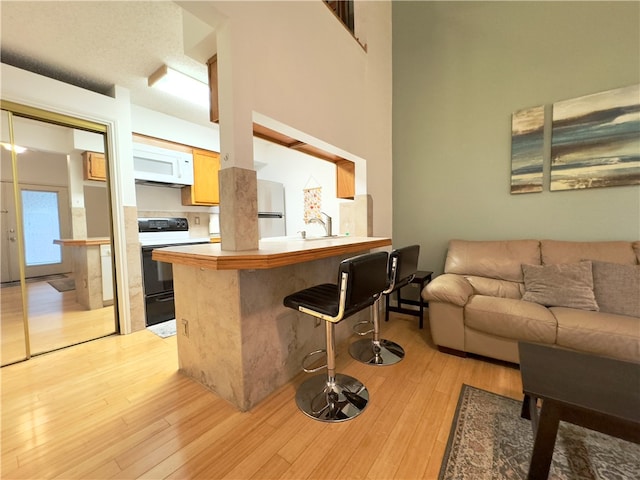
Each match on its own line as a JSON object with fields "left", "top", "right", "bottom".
{"left": 1, "top": 142, "right": 27, "bottom": 154}
{"left": 148, "top": 65, "right": 209, "bottom": 107}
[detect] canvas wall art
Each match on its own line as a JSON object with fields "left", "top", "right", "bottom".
{"left": 550, "top": 84, "right": 640, "bottom": 191}
{"left": 511, "top": 105, "right": 545, "bottom": 194}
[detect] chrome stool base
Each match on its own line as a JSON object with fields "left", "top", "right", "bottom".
{"left": 295, "top": 373, "right": 369, "bottom": 422}
{"left": 349, "top": 338, "right": 405, "bottom": 366}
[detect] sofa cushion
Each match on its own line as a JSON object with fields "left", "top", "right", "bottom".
{"left": 633, "top": 241, "right": 640, "bottom": 264}
{"left": 465, "top": 295, "right": 557, "bottom": 344}
{"left": 445, "top": 239, "right": 540, "bottom": 282}
{"left": 591, "top": 261, "right": 640, "bottom": 318}
{"left": 521, "top": 261, "right": 599, "bottom": 311}
{"left": 552, "top": 307, "right": 640, "bottom": 362}
{"left": 465, "top": 275, "right": 523, "bottom": 299}
{"left": 541, "top": 240, "right": 637, "bottom": 265}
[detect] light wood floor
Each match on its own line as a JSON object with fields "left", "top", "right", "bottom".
{"left": 1, "top": 312, "right": 523, "bottom": 479}
{"left": 1, "top": 279, "right": 116, "bottom": 365}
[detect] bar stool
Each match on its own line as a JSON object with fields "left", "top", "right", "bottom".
{"left": 349, "top": 245, "right": 420, "bottom": 366}
{"left": 283, "top": 251, "right": 389, "bottom": 422}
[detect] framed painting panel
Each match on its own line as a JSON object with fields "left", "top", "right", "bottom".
{"left": 550, "top": 84, "right": 640, "bottom": 191}
{"left": 511, "top": 105, "right": 544, "bottom": 194}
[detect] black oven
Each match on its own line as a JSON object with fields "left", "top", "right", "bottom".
{"left": 139, "top": 217, "right": 210, "bottom": 327}
{"left": 141, "top": 244, "right": 177, "bottom": 326}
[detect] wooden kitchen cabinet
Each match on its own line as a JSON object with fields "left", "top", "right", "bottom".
{"left": 181, "top": 149, "right": 220, "bottom": 206}
{"left": 82, "top": 151, "right": 106, "bottom": 181}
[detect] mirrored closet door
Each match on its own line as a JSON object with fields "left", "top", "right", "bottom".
{"left": 0, "top": 104, "right": 118, "bottom": 366}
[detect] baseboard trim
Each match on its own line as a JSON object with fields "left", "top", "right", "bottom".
{"left": 438, "top": 346, "right": 468, "bottom": 358}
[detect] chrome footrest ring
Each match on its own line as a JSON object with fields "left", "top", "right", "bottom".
{"left": 302, "top": 349, "right": 327, "bottom": 373}
{"left": 352, "top": 320, "right": 374, "bottom": 336}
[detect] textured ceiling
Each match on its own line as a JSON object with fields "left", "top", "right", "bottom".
{"left": 1, "top": 1, "right": 216, "bottom": 127}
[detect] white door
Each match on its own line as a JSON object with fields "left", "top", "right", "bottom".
{"left": 0, "top": 182, "right": 21, "bottom": 283}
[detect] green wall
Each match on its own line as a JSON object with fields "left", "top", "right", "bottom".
{"left": 392, "top": 1, "right": 640, "bottom": 274}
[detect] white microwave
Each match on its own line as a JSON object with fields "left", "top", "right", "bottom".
{"left": 132, "top": 143, "right": 194, "bottom": 187}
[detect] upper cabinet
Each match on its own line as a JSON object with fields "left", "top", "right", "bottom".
{"left": 132, "top": 133, "right": 220, "bottom": 206}
{"left": 181, "top": 149, "right": 220, "bottom": 206}
{"left": 82, "top": 151, "right": 106, "bottom": 182}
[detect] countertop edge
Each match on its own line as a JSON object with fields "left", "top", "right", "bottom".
{"left": 152, "top": 237, "right": 392, "bottom": 270}
{"left": 54, "top": 238, "right": 111, "bottom": 246}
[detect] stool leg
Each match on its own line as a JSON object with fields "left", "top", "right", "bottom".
{"left": 296, "top": 321, "right": 369, "bottom": 422}
{"left": 326, "top": 320, "right": 336, "bottom": 385}
{"left": 349, "top": 298, "right": 405, "bottom": 366}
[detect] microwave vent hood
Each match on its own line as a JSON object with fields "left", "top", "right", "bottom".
{"left": 133, "top": 142, "right": 194, "bottom": 187}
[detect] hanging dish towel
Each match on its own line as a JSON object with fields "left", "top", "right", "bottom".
{"left": 303, "top": 186, "right": 322, "bottom": 223}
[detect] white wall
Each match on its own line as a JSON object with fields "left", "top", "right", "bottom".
{"left": 183, "top": 0, "right": 393, "bottom": 237}
{"left": 254, "top": 139, "right": 339, "bottom": 237}
{"left": 393, "top": 2, "right": 640, "bottom": 274}
{"left": 1, "top": 150, "right": 67, "bottom": 186}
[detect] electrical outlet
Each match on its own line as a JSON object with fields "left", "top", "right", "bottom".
{"left": 182, "top": 318, "right": 189, "bottom": 337}
{"left": 194, "top": 216, "right": 200, "bottom": 225}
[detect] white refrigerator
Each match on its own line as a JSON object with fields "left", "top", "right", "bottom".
{"left": 257, "top": 180, "right": 286, "bottom": 238}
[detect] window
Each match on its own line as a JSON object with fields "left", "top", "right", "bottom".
{"left": 21, "top": 190, "right": 62, "bottom": 266}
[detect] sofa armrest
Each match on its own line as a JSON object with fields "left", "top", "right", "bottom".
{"left": 422, "top": 274, "right": 474, "bottom": 307}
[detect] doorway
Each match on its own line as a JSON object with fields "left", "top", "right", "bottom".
{"left": 0, "top": 105, "right": 118, "bottom": 365}
{"left": 1, "top": 183, "right": 72, "bottom": 282}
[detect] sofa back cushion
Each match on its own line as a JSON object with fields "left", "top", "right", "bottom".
{"left": 445, "top": 239, "right": 540, "bottom": 282}
{"left": 591, "top": 260, "right": 640, "bottom": 317}
{"left": 541, "top": 240, "right": 637, "bottom": 265}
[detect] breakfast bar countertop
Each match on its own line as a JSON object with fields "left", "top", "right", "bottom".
{"left": 152, "top": 235, "right": 392, "bottom": 270}
{"left": 53, "top": 237, "right": 111, "bottom": 246}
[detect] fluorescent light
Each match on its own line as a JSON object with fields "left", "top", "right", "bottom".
{"left": 148, "top": 65, "right": 209, "bottom": 107}
{"left": 1, "top": 142, "right": 27, "bottom": 154}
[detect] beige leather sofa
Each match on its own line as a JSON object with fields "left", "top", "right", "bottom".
{"left": 422, "top": 240, "right": 640, "bottom": 364}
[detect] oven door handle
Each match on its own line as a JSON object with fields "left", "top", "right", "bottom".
{"left": 156, "top": 295, "right": 174, "bottom": 302}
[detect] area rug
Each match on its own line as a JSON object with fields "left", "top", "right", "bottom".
{"left": 147, "top": 319, "right": 176, "bottom": 338}
{"left": 439, "top": 384, "right": 640, "bottom": 480}
{"left": 47, "top": 277, "right": 76, "bottom": 292}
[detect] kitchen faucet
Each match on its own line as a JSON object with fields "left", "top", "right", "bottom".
{"left": 308, "top": 212, "right": 333, "bottom": 237}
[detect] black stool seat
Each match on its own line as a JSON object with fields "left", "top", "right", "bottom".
{"left": 284, "top": 284, "right": 382, "bottom": 320}
{"left": 283, "top": 251, "right": 389, "bottom": 422}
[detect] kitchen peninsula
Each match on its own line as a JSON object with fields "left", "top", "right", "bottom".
{"left": 53, "top": 238, "right": 111, "bottom": 310}
{"left": 153, "top": 235, "right": 391, "bottom": 410}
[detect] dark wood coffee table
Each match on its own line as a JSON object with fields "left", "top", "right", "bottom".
{"left": 518, "top": 342, "right": 640, "bottom": 480}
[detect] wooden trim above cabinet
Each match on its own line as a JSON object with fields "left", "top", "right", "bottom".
{"left": 207, "top": 55, "right": 219, "bottom": 124}
{"left": 252, "top": 123, "right": 356, "bottom": 199}
{"left": 132, "top": 133, "right": 193, "bottom": 153}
